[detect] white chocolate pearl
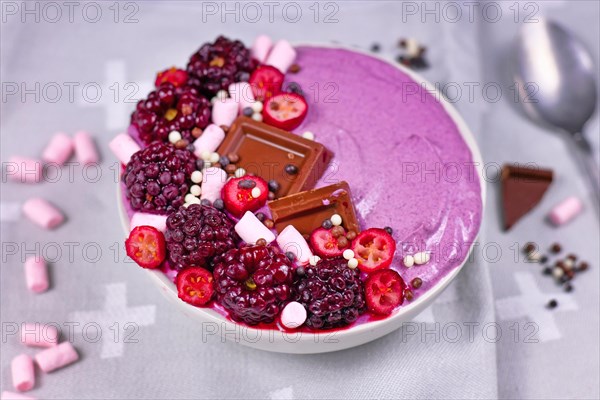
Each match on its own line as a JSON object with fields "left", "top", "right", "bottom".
{"left": 216, "top": 90, "right": 229, "bottom": 100}
{"left": 185, "top": 194, "right": 197, "bottom": 204}
{"left": 552, "top": 267, "right": 564, "bottom": 279}
{"left": 330, "top": 214, "right": 342, "bottom": 226}
{"left": 405, "top": 38, "right": 420, "bottom": 57}
{"left": 403, "top": 255, "right": 415, "bottom": 268}
{"left": 563, "top": 258, "right": 574, "bottom": 270}
{"left": 252, "top": 112, "right": 263, "bottom": 122}
{"left": 168, "top": 130, "right": 182, "bottom": 144}
{"left": 414, "top": 251, "right": 430, "bottom": 265}
{"left": 309, "top": 255, "right": 321, "bottom": 266}
{"left": 190, "top": 185, "right": 201, "bottom": 196}
{"left": 191, "top": 171, "right": 203, "bottom": 183}
{"left": 200, "top": 151, "right": 211, "bottom": 161}
{"left": 210, "top": 97, "right": 217, "bottom": 105}
{"left": 527, "top": 251, "right": 541, "bottom": 262}
{"left": 203, "top": 162, "right": 212, "bottom": 170}
{"left": 347, "top": 258, "right": 359, "bottom": 269}
{"left": 302, "top": 131, "right": 315, "bottom": 140}
{"left": 234, "top": 168, "right": 246, "bottom": 178}
{"left": 209, "top": 152, "right": 220, "bottom": 164}
{"left": 251, "top": 101, "right": 263, "bottom": 112}
{"left": 183, "top": 202, "right": 191, "bottom": 208}
{"left": 251, "top": 187, "right": 261, "bottom": 198}
{"left": 342, "top": 249, "right": 355, "bottom": 260}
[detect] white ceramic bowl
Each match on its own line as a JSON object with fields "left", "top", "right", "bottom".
{"left": 118, "top": 44, "right": 485, "bottom": 354}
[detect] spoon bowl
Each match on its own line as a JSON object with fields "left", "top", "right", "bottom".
{"left": 515, "top": 18, "right": 599, "bottom": 202}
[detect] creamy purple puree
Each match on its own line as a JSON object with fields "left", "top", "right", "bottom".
{"left": 121, "top": 45, "right": 483, "bottom": 306}
{"left": 287, "top": 46, "right": 482, "bottom": 292}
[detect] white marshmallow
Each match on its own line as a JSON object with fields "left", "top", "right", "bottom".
{"left": 229, "top": 82, "right": 255, "bottom": 110}
{"left": 200, "top": 167, "right": 228, "bottom": 203}
{"left": 235, "top": 211, "right": 276, "bottom": 245}
{"left": 280, "top": 301, "right": 307, "bottom": 329}
{"left": 251, "top": 34, "right": 273, "bottom": 63}
{"left": 130, "top": 212, "right": 168, "bottom": 233}
{"left": 109, "top": 133, "right": 140, "bottom": 165}
{"left": 211, "top": 98, "right": 238, "bottom": 126}
{"left": 265, "top": 40, "right": 297, "bottom": 73}
{"left": 276, "top": 225, "right": 313, "bottom": 264}
{"left": 193, "top": 124, "right": 225, "bottom": 158}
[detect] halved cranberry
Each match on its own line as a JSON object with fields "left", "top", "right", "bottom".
{"left": 365, "top": 269, "right": 406, "bottom": 315}
{"left": 262, "top": 92, "right": 308, "bottom": 131}
{"left": 221, "top": 176, "right": 269, "bottom": 218}
{"left": 176, "top": 267, "right": 214, "bottom": 307}
{"left": 125, "top": 226, "right": 166, "bottom": 269}
{"left": 351, "top": 228, "right": 396, "bottom": 273}
{"left": 248, "top": 65, "right": 284, "bottom": 101}
{"left": 309, "top": 228, "right": 344, "bottom": 258}
{"left": 155, "top": 67, "right": 188, "bottom": 88}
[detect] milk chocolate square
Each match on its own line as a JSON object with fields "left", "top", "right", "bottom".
{"left": 268, "top": 181, "right": 360, "bottom": 236}
{"left": 217, "top": 117, "right": 332, "bottom": 198}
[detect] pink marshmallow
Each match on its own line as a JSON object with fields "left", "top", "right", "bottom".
{"left": 235, "top": 211, "right": 276, "bottom": 244}
{"left": 11, "top": 354, "right": 34, "bottom": 392}
{"left": 549, "top": 196, "right": 583, "bottom": 226}
{"left": 212, "top": 98, "right": 239, "bottom": 127}
{"left": 251, "top": 34, "right": 273, "bottom": 64}
{"left": 24, "top": 257, "right": 49, "bottom": 293}
{"left": 130, "top": 212, "right": 168, "bottom": 232}
{"left": 200, "top": 167, "right": 228, "bottom": 203}
{"left": 42, "top": 132, "right": 73, "bottom": 165}
{"left": 265, "top": 40, "right": 297, "bottom": 73}
{"left": 73, "top": 131, "right": 99, "bottom": 165}
{"left": 34, "top": 342, "right": 79, "bottom": 373}
{"left": 228, "top": 82, "right": 255, "bottom": 110}
{"left": 280, "top": 301, "right": 307, "bottom": 329}
{"left": 21, "top": 323, "right": 59, "bottom": 348}
{"left": 109, "top": 133, "right": 141, "bottom": 165}
{"left": 193, "top": 124, "right": 225, "bottom": 158}
{"left": 1, "top": 391, "right": 36, "bottom": 400}
{"left": 276, "top": 225, "right": 313, "bottom": 264}
{"left": 22, "top": 198, "right": 64, "bottom": 230}
{"left": 6, "top": 156, "right": 43, "bottom": 183}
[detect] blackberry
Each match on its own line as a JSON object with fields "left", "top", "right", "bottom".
{"left": 213, "top": 245, "right": 294, "bottom": 325}
{"left": 187, "top": 36, "right": 258, "bottom": 97}
{"left": 131, "top": 83, "right": 211, "bottom": 145}
{"left": 293, "top": 257, "right": 366, "bottom": 329}
{"left": 165, "top": 204, "right": 237, "bottom": 271}
{"left": 123, "top": 142, "right": 196, "bottom": 214}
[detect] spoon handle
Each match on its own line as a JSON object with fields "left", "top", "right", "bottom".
{"left": 571, "top": 131, "right": 600, "bottom": 210}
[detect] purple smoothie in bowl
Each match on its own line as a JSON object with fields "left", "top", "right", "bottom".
{"left": 119, "top": 44, "right": 483, "bottom": 338}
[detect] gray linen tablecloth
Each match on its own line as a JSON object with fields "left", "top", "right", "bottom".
{"left": 1, "top": 1, "right": 598, "bottom": 399}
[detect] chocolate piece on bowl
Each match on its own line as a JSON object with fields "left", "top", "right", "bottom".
{"left": 501, "top": 164, "right": 553, "bottom": 230}
{"left": 268, "top": 181, "right": 360, "bottom": 236}
{"left": 216, "top": 117, "right": 333, "bottom": 198}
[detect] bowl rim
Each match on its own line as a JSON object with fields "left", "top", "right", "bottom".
{"left": 117, "top": 41, "right": 486, "bottom": 341}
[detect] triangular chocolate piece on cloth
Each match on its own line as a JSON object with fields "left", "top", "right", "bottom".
{"left": 501, "top": 164, "right": 553, "bottom": 230}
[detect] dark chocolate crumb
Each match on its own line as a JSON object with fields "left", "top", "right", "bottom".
{"left": 213, "top": 198, "right": 224, "bottom": 210}
{"left": 289, "top": 64, "right": 301, "bottom": 73}
{"left": 219, "top": 156, "right": 230, "bottom": 166}
{"left": 346, "top": 231, "right": 357, "bottom": 240}
{"left": 540, "top": 255, "right": 548, "bottom": 264}
{"left": 242, "top": 107, "right": 253, "bottom": 117}
{"left": 550, "top": 243, "right": 562, "bottom": 254}
{"left": 384, "top": 226, "right": 393, "bottom": 235}
{"left": 200, "top": 199, "right": 212, "bottom": 207}
{"left": 195, "top": 159, "right": 205, "bottom": 170}
{"left": 238, "top": 179, "right": 256, "bottom": 189}
{"left": 227, "top": 153, "right": 240, "bottom": 163}
{"left": 286, "top": 251, "right": 296, "bottom": 262}
{"left": 264, "top": 219, "right": 274, "bottom": 229}
{"left": 255, "top": 212, "right": 265, "bottom": 222}
{"left": 295, "top": 265, "right": 305, "bottom": 276}
{"left": 577, "top": 261, "right": 589, "bottom": 272}
{"left": 268, "top": 191, "right": 275, "bottom": 200}
{"left": 404, "top": 289, "right": 414, "bottom": 301}
{"left": 370, "top": 43, "right": 381, "bottom": 52}
{"left": 546, "top": 299, "right": 558, "bottom": 309}
{"left": 542, "top": 267, "right": 553, "bottom": 275}
{"left": 411, "top": 277, "right": 423, "bottom": 289}
{"left": 256, "top": 238, "right": 267, "bottom": 246}
{"left": 322, "top": 219, "right": 333, "bottom": 229}
{"left": 564, "top": 283, "right": 574, "bottom": 292}
{"left": 337, "top": 236, "right": 349, "bottom": 249}
{"left": 524, "top": 242, "right": 536, "bottom": 254}
{"left": 268, "top": 180, "right": 280, "bottom": 193}
{"left": 285, "top": 164, "right": 298, "bottom": 175}
{"left": 567, "top": 253, "right": 578, "bottom": 261}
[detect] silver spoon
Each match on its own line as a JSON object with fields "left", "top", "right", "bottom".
{"left": 515, "top": 18, "right": 599, "bottom": 206}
